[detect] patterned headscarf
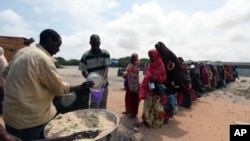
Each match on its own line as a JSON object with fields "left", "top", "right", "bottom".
{"left": 131, "top": 53, "right": 139, "bottom": 63}
{"left": 126, "top": 53, "right": 140, "bottom": 89}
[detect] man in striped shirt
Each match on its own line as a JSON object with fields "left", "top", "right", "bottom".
{"left": 79, "top": 34, "right": 111, "bottom": 109}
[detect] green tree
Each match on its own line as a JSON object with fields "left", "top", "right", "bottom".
{"left": 68, "top": 59, "right": 80, "bottom": 65}
{"left": 118, "top": 56, "right": 130, "bottom": 67}
{"left": 140, "top": 58, "right": 150, "bottom": 66}
{"left": 55, "top": 57, "right": 68, "bottom": 66}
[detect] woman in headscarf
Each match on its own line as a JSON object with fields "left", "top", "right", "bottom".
{"left": 140, "top": 49, "right": 166, "bottom": 128}
{"left": 155, "top": 42, "right": 190, "bottom": 91}
{"left": 122, "top": 53, "right": 140, "bottom": 118}
{"left": 223, "top": 64, "right": 234, "bottom": 83}
{"left": 199, "top": 63, "right": 210, "bottom": 88}
{"left": 0, "top": 47, "right": 8, "bottom": 114}
{"left": 155, "top": 41, "right": 191, "bottom": 113}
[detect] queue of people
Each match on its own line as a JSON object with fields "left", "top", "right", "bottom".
{"left": 122, "top": 41, "right": 239, "bottom": 129}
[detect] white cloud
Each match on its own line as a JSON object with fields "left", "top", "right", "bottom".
{"left": 57, "top": 0, "right": 250, "bottom": 62}
{"left": 1, "top": 0, "right": 250, "bottom": 62}
{"left": 0, "top": 9, "right": 25, "bottom": 26}
{"left": 0, "top": 9, "right": 33, "bottom": 36}
{"left": 30, "top": 0, "right": 119, "bottom": 31}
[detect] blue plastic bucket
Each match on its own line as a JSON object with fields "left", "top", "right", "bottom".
{"left": 90, "top": 88, "right": 104, "bottom": 103}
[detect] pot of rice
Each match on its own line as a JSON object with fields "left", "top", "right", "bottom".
{"left": 44, "top": 109, "right": 119, "bottom": 141}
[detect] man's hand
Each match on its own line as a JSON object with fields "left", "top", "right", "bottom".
{"left": 70, "top": 81, "right": 94, "bottom": 92}
{"left": 81, "top": 81, "right": 94, "bottom": 89}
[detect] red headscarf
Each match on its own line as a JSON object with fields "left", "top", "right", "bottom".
{"left": 139, "top": 49, "right": 166, "bottom": 99}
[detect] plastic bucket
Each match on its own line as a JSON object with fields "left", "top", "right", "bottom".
{"left": 90, "top": 88, "right": 104, "bottom": 103}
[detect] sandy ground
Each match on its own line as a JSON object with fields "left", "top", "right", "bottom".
{"left": 1, "top": 66, "right": 250, "bottom": 141}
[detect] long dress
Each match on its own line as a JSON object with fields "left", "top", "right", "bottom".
{"left": 155, "top": 42, "right": 191, "bottom": 116}
{"left": 124, "top": 53, "right": 140, "bottom": 117}
{"left": 140, "top": 49, "right": 166, "bottom": 128}
{"left": 142, "top": 94, "right": 165, "bottom": 128}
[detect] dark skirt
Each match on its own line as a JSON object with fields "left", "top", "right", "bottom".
{"left": 124, "top": 79, "right": 140, "bottom": 116}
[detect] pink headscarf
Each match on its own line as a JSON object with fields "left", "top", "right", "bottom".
{"left": 139, "top": 49, "right": 166, "bottom": 99}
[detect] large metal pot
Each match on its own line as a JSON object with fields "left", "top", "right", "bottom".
{"left": 43, "top": 109, "right": 119, "bottom": 141}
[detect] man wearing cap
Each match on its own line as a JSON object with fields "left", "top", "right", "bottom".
{"left": 2, "top": 29, "right": 94, "bottom": 140}
{"left": 79, "top": 34, "right": 111, "bottom": 109}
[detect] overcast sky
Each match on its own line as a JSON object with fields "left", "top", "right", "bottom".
{"left": 0, "top": 0, "right": 249, "bottom": 62}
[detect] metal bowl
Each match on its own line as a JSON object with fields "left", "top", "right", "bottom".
{"left": 44, "top": 109, "right": 119, "bottom": 141}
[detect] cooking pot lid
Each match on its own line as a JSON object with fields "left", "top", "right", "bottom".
{"left": 87, "top": 72, "right": 103, "bottom": 90}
